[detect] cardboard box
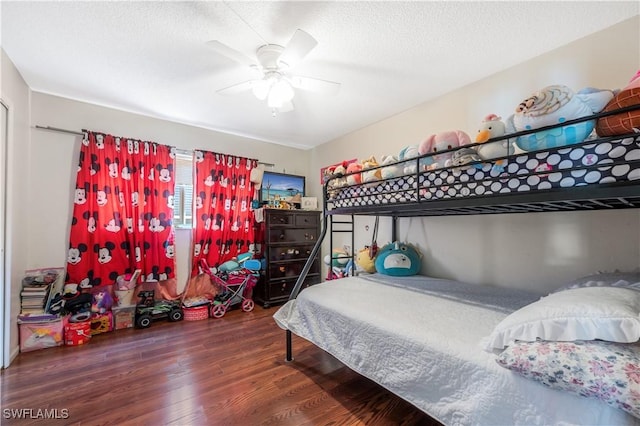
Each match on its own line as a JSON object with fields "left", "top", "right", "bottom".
{"left": 90, "top": 312, "right": 113, "bottom": 335}
{"left": 112, "top": 306, "right": 135, "bottom": 330}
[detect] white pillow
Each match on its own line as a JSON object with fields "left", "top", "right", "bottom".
{"left": 552, "top": 270, "right": 640, "bottom": 293}
{"left": 485, "top": 286, "right": 640, "bottom": 351}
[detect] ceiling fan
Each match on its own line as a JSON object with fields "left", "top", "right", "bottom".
{"left": 207, "top": 29, "right": 341, "bottom": 115}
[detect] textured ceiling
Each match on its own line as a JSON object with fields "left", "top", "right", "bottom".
{"left": 1, "top": 1, "right": 638, "bottom": 149}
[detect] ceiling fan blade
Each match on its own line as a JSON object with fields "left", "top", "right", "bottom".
{"left": 277, "top": 29, "right": 318, "bottom": 69}
{"left": 216, "top": 80, "right": 257, "bottom": 95}
{"left": 290, "top": 75, "right": 340, "bottom": 95}
{"left": 206, "top": 40, "right": 257, "bottom": 67}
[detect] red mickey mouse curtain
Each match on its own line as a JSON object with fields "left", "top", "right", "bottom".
{"left": 191, "top": 150, "right": 257, "bottom": 274}
{"left": 66, "top": 130, "right": 176, "bottom": 287}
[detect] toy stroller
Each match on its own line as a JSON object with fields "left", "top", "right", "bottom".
{"left": 206, "top": 258, "right": 261, "bottom": 318}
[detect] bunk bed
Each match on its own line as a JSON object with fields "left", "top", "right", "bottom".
{"left": 273, "top": 105, "right": 640, "bottom": 425}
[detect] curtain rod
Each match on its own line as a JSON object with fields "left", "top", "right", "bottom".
{"left": 35, "top": 125, "right": 84, "bottom": 136}
{"left": 35, "top": 125, "right": 275, "bottom": 167}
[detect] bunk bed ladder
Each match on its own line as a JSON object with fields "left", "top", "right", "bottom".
{"left": 329, "top": 214, "right": 355, "bottom": 278}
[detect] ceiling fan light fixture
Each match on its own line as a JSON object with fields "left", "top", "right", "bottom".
{"left": 267, "top": 80, "right": 295, "bottom": 108}
{"left": 252, "top": 79, "right": 271, "bottom": 100}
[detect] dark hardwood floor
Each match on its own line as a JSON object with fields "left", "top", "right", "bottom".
{"left": 1, "top": 305, "right": 441, "bottom": 425}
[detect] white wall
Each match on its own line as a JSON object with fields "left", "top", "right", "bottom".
{"left": 1, "top": 49, "right": 31, "bottom": 365}
{"left": 28, "top": 93, "right": 313, "bottom": 291}
{"left": 311, "top": 16, "right": 640, "bottom": 294}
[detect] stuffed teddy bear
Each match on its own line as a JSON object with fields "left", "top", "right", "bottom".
{"left": 380, "top": 155, "right": 400, "bottom": 179}
{"left": 596, "top": 70, "right": 640, "bottom": 136}
{"left": 511, "top": 84, "right": 613, "bottom": 152}
{"left": 361, "top": 156, "right": 382, "bottom": 183}
{"left": 345, "top": 162, "right": 363, "bottom": 186}
{"left": 418, "top": 130, "right": 472, "bottom": 169}
{"left": 374, "top": 241, "right": 422, "bottom": 276}
{"left": 398, "top": 145, "right": 420, "bottom": 175}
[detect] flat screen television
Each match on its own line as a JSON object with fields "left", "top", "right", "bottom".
{"left": 259, "top": 171, "right": 305, "bottom": 208}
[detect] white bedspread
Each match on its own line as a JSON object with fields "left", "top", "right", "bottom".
{"left": 273, "top": 275, "right": 640, "bottom": 426}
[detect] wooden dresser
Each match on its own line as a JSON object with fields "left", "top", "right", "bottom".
{"left": 254, "top": 209, "right": 321, "bottom": 308}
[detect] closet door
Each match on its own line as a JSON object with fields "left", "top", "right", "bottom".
{"left": 0, "top": 101, "right": 7, "bottom": 368}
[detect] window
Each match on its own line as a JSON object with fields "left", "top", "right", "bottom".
{"left": 174, "top": 153, "right": 193, "bottom": 228}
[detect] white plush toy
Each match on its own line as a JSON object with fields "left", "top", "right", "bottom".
{"left": 398, "top": 145, "right": 420, "bottom": 175}
{"left": 380, "top": 155, "right": 400, "bottom": 179}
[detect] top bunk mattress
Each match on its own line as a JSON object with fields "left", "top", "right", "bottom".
{"left": 274, "top": 274, "right": 639, "bottom": 426}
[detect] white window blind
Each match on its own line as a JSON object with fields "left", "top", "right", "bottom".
{"left": 174, "top": 153, "right": 193, "bottom": 228}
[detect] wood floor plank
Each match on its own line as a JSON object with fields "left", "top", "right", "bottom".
{"left": 1, "top": 306, "right": 441, "bottom": 425}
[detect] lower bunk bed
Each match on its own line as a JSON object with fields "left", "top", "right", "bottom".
{"left": 274, "top": 274, "right": 640, "bottom": 425}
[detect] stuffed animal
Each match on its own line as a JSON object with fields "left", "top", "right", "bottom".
{"left": 475, "top": 114, "right": 515, "bottom": 172}
{"left": 380, "top": 155, "right": 400, "bottom": 179}
{"left": 325, "top": 163, "right": 347, "bottom": 199}
{"left": 374, "top": 241, "right": 422, "bottom": 276}
{"left": 596, "top": 70, "right": 640, "bottom": 136}
{"left": 324, "top": 246, "right": 352, "bottom": 279}
{"left": 324, "top": 247, "right": 351, "bottom": 268}
{"left": 418, "top": 130, "right": 472, "bottom": 169}
{"left": 91, "top": 289, "right": 113, "bottom": 314}
{"left": 361, "top": 156, "right": 382, "bottom": 183}
{"left": 398, "top": 145, "right": 421, "bottom": 175}
{"left": 345, "top": 162, "right": 363, "bottom": 186}
{"left": 450, "top": 147, "right": 482, "bottom": 168}
{"left": 475, "top": 114, "right": 513, "bottom": 160}
{"left": 511, "top": 84, "right": 613, "bottom": 151}
{"left": 355, "top": 246, "right": 377, "bottom": 273}
{"left": 328, "top": 162, "right": 348, "bottom": 189}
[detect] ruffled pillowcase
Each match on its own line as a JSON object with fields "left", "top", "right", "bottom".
{"left": 551, "top": 270, "right": 640, "bottom": 293}
{"left": 484, "top": 286, "right": 640, "bottom": 352}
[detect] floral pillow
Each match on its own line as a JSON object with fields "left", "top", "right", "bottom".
{"left": 496, "top": 340, "right": 640, "bottom": 419}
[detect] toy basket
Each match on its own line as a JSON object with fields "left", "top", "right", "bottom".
{"left": 183, "top": 305, "right": 209, "bottom": 321}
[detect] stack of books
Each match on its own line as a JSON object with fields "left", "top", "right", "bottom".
{"left": 20, "top": 279, "right": 51, "bottom": 315}
{"left": 19, "top": 268, "right": 64, "bottom": 317}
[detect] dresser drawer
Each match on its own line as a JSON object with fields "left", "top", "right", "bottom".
{"left": 267, "top": 228, "right": 318, "bottom": 243}
{"left": 267, "top": 212, "right": 294, "bottom": 226}
{"left": 268, "top": 245, "right": 315, "bottom": 262}
{"left": 269, "top": 259, "right": 319, "bottom": 279}
{"left": 295, "top": 213, "right": 319, "bottom": 227}
{"left": 269, "top": 275, "right": 321, "bottom": 299}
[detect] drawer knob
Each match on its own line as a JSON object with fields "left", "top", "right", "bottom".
{"left": 279, "top": 233, "right": 285, "bottom": 240}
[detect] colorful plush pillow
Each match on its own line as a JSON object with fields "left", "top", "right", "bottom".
{"left": 485, "top": 287, "right": 640, "bottom": 351}
{"left": 596, "top": 70, "right": 640, "bottom": 136}
{"left": 374, "top": 241, "right": 421, "bottom": 276}
{"left": 496, "top": 340, "right": 640, "bottom": 419}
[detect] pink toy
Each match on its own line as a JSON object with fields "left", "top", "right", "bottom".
{"left": 419, "top": 130, "right": 472, "bottom": 169}
{"left": 345, "top": 162, "right": 363, "bottom": 185}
